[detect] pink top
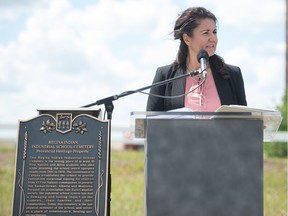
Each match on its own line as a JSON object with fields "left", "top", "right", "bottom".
{"left": 184, "top": 74, "right": 221, "bottom": 112}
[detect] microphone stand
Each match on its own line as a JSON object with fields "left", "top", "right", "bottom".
{"left": 82, "top": 69, "right": 200, "bottom": 216}
{"left": 82, "top": 70, "right": 200, "bottom": 110}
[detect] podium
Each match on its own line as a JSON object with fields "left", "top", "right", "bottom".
{"left": 131, "top": 109, "right": 282, "bottom": 216}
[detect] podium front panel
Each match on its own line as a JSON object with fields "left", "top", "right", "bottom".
{"left": 145, "top": 118, "right": 263, "bottom": 216}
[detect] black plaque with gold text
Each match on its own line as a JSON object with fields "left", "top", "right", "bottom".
{"left": 12, "top": 111, "right": 109, "bottom": 216}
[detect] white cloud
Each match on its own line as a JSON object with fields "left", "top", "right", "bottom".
{"left": 222, "top": 40, "right": 285, "bottom": 108}
{"left": 205, "top": 0, "right": 284, "bottom": 27}
{"left": 0, "top": 0, "right": 48, "bottom": 20}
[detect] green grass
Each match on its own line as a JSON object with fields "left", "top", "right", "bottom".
{"left": 0, "top": 145, "right": 287, "bottom": 216}
{"left": 264, "top": 158, "right": 288, "bottom": 216}
{"left": 111, "top": 150, "right": 144, "bottom": 216}
{"left": 0, "top": 146, "right": 15, "bottom": 216}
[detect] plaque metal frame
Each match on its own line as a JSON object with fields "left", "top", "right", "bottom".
{"left": 12, "top": 109, "right": 109, "bottom": 216}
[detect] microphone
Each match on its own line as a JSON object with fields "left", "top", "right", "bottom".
{"left": 197, "top": 50, "right": 209, "bottom": 78}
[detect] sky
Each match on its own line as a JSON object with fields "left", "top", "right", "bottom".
{"left": 0, "top": 0, "right": 286, "bottom": 129}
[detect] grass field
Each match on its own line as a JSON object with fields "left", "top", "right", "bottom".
{"left": 0, "top": 144, "right": 287, "bottom": 216}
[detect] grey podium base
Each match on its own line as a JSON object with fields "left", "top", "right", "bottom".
{"left": 145, "top": 118, "right": 263, "bottom": 216}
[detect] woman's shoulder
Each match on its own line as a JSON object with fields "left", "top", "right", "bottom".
{"left": 156, "top": 62, "right": 183, "bottom": 76}
{"left": 156, "top": 62, "right": 177, "bottom": 72}
{"left": 225, "top": 63, "right": 241, "bottom": 73}
{"left": 225, "top": 63, "right": 244, "bottom": 81}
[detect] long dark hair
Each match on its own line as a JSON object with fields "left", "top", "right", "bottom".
{"left": 173, "top": 7, "right": 230, "bottom": 79}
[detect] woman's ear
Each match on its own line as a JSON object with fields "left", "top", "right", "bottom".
{"left": 182, "top": 33, "right": 191, "bottom": 45}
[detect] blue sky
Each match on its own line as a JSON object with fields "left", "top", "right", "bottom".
{"left": 0, "top": 0, "right": 285, "bottom": 128}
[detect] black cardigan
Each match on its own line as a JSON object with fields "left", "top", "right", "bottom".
{"left": 146, "top": 63, "right": 247, "bottom": 111}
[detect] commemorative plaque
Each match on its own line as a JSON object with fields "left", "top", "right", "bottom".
{"left": 12, "top": 109, "right": 109, "bottom": 216}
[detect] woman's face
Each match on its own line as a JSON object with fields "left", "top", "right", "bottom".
{"left": 184, "top": 18, "right": 218, "bottom": 57}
